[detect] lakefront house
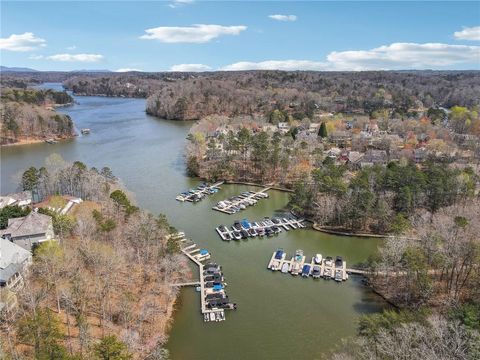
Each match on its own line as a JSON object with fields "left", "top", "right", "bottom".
{"left": 0, "top": 191, "right": 32, "bottom": 209}
{"left": 0, "top": 238, "right": 32, "bottom": 315}
{"left": 0, "top": 211, "right": 54, "bottom": 251}
{"left": 0, "top": 238, "right": 32, "bottom": 290}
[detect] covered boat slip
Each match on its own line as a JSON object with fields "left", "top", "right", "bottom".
{"left": 173, "top": 232, "right": 235, "bottom": 322}
{"left": 176, "top": 181, "right": 224, "bottom": 203}
{"left": 267, "top": 251, "right": 349, "bottom": 282}
{"left": 216, "top": 216, "right": 306, "bottom": 241}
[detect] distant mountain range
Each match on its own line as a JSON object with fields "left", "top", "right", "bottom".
{"left": 0, "top": 66, "right": 39, "bottom": 72}
{"left": 0, "top": 66, "right": 112, "bottom": 73}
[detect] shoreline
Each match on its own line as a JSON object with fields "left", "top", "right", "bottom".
{"left": 0, "top": 135, "right": 78, "bottom": 147}
{"left": 1, "top": 138, "right": 47, "bottom": 147}
{"left": 311, "top": 224, "right": 388, "bottom": 238}
{"left": 1, "top": 136, "right": 74, "bottom": 147}
{"left": 220, "top": 180, "right": 388, "bottom": 238}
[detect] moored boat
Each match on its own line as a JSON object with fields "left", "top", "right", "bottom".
{"left": 301, "top": 264, "right": 311, "bottom": 277}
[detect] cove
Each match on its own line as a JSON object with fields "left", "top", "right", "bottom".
{"left": 0, "top": 84, "right": 386, "bottom": 359}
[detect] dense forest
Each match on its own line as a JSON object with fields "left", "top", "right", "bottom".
{"left": 290, "top": 161, "right": 477, "bottom": 233}
{"left": 331, "top": 197, "right": 480, "bottom": 360}
{"left": 57, "top": 70, "right": 480, "bottom": 120}
{"left": 1, "top": 157, "right": 188, "bottom": 359}
{"left": 4, "top": 70, "right": 480, "bottom": 121}
{"left": 0, "top": 87, "right": 75, "bottom": 145}
{"left": 146, "top": 71, "right": 480, "bottom": 120}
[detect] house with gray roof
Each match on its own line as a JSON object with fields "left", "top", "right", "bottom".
{"left": 0, "top": 238, "right": 32, "bottom": 315}
{"left": 360, "top": 149, "right": 388, "bottom": 168}
{"left": 0, "top": 238, "right": 32, "bottom": 290}
{"left": 0, "top": 212, "right": 54, "bottom": 251}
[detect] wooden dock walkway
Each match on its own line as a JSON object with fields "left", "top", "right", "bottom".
{"left": 177, "top": 233, "right": 228, "bottom": 322}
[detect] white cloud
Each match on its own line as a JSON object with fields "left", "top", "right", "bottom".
{"left": 268, "top": 14, "right": 297, "bottom": 22}
{"left": 220, "top": 42, "right": 479, "bottom": 71}
{"left": 45, "top": 53, "right": 104, "bottom": 62}
{"left": 66, "top": 45, "right": 77, "bottom": 50}
{"left": 169, "top": 63, "right": 212, "bottom": 72}
{"left": 221, "top": 60, "right": 328, "bottom": 71}
{"left": 0, "top": 32, "right": 46, "bottom": 52}
{"left": 29, "top": 54, "right": 44, "bottom": 60}
{"left": 115, "top": 68, "right": 143, "bottom": 72}
{"left": 327, "top": 42, "right": 480, "bottom": 70}
{"left": 168, "top": 0, "right": 194, "bottom": 8}
{"left": 454, "top": 26, "right": 480, "bottom": 41}
{"left": 140, "top": 24, "right": 247, "bottom": 43}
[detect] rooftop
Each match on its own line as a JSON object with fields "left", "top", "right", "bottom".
{"left": 0, "top": 238, "right": 31, "bottom": 284}
{"left": 0, "top": 212, "right": 52, "bottom": 238}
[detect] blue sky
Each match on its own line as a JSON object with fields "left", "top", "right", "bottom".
{"left": 1, "top": 1, "right": 479, "bottom": 71}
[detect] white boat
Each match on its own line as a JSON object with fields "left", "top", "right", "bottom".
{"left": 314, "top": 254, "right": 323, "bottom": 264}
{"left": 291, "top": 262, "right": 301, "bottom": 275}
{"left": 324, "top": 256, "right": 333, "bottom": 267}
{"left": 281, "top": 262, "right": 290, "bottom": 273}
{"left": 209, "top": 312, "right": 216, "bottom": 321}
{"left": 335, "top": 269, "right": 343, "bottom": 282}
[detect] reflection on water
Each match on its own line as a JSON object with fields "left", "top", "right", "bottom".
{"left": 0, "top": 85, "right": 387, "bottom": 360}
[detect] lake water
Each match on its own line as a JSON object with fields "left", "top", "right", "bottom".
{"left": 0, "top": 83, "right": 386, "bottom": 359}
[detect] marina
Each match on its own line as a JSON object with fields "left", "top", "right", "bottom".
{"left": 1, "top": 86, "right": 388, "bottom": 359}
{"left": 267, "top": 249, "right": 349, "bottom": 282}
{"left": 212, "top": 188, "right": 270, "bottom": 214}
{"left": 173, "top": 232, "right": 237, "bottom": 322}
{"left": 216, "top": 216, "right": 305, "bottom": 241}
{"left": 176, "top": 181, "right": 223, "bottom": 203}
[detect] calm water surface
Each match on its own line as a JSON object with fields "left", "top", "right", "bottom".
{"left": 0, "top": 83, "right": 386, "bottom": 360}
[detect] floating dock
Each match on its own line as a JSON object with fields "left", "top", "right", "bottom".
{"left": 212, "top": 188, "right": 270, "bottom": 215}
{"left": 216, "top": 216, "right": 305, "bottom": 241}
{"left": 267, "top": 250, "right": 349, "bottom": 282}
{"left": 176, "top": 181, "right": 223, "bottom": 203}
{"left": 172, "top": 232, "right": 236, "bottom": 322}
